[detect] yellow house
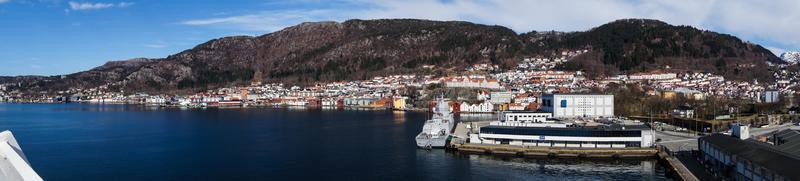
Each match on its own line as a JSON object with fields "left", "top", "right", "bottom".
{"left": 498, "top": 103, "right": 509, "bottom": 111}
{"left": 393, "top": 97, "right": 407, "bottom": 110}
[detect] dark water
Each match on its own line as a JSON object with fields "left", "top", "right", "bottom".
{"left": 0, "top": 103, "right": 669, "bottom": 180}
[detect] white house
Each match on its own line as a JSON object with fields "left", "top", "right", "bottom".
{"left": 629, "top": 71, "right": 677, "bottom": 81}
{"left": 444, "top": 76, "right": 502, "bottom": 89}
{"left": 460, "top": 101, "right": 493, "bottom": 113}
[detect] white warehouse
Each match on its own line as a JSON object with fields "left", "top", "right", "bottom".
{"left": 541, "top": 94, "right": 614, "bottom": 118}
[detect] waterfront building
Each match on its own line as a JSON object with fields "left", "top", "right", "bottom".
{"left": 145, "top": 96, "right": 167, "bottom": 104}
{"left": 541, "top": 94, "right": 614, "bottom": 118}
{"left": 460, "top": 101, "right": 493, "bottom": 113}
{"left": 392, "top": 97, "right": 407, "bottom": 110}
{"left": 699, "top": 133, "right": 800, "bottom": 181}
{"left": 469, "top": 122, "right": 654, "bottom": 148}
{"left": 469, "top": 110, "right": 654, "bottom": 148}
{"left": 344, "top": 97, "right": 378, "bottom": 107}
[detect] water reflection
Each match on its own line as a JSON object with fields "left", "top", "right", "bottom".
{"left": 414, "top": 146, "right": 667, "bottom": 180}
{"left": 1, "top": 103, "right": 668, "bottom": 180}
{"left": 393, "top": 111, "right": 406, "bottom": 124}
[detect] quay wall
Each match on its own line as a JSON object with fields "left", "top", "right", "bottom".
{"left": 451, "top": 143, "right": 657, "bottom": 158}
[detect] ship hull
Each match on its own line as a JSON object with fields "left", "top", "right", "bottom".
{"left": 415, "top": 97, "right": 455, "bottom": 149}
{"left": 415, "top": 134, "right": 448, "bottom": 148}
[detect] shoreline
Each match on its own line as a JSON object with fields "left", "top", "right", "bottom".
{"left": 450, "top": 143, "right": 659, "bottom": 158}
{"left": 0, "top": 102, "right": 504, "bottom": 114}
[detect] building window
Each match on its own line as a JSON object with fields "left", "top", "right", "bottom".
{"left": 560, "top": 100, "right": 567, "bottom": 108}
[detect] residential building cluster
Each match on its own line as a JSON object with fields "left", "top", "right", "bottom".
{"left": 443, "top": 75, "right": 502, "bottom": 89}
{"left": 4, "top": 52, "right": 800, "bottom": 114}
{"left": 516, "top": 49, "right": 589, "bottom": 70}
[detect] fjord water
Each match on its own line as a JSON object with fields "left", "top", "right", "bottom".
{"left": 0, "top": 103, "right": 668, "bottom": 180}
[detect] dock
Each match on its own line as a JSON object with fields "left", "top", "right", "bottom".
{"left": 451, "top": 143, "right": 658, "bottom": 158}
{"left": 450, "top": 120, "right": 702, "bottom": 180}
{"left": 450, "top": 121, "right": 657, "bottom": 158}
{"left": 656, "top": 146, "right": 700, "bottom": 181}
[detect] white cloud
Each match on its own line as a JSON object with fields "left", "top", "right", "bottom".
{"left": 0, "top": 0, "right": 9, "bottom": 4}
{"left": 117, "top": 2, "right": 133, "bottom": 7}
{"left": 67, "top": 1, "right": 133, "bottom": 11}
{"left": 767, "top": 46, "right": 787, "bottom": 56}
{"left": 181, "top": 9, "right": 344, "bottom": 32}
{"left": 181, "top": 0, "right": 800, "bottom": 51}
{"left": 29, "top": 64, "right": 42, "bottom": 69}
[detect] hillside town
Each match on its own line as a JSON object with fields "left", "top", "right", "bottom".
{"left": 2, "top": 50, "right": 798, "bottom": 117}
{"left": 8, "top": 49, "right": 798, "bottom": 181}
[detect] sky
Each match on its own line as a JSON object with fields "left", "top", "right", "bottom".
{"left": 1, "top": 0, "right": 799, "bottom": 76}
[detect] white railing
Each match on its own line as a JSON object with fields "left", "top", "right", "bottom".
{"left": 0, "top": 130, "right": 43, "bottom": 181}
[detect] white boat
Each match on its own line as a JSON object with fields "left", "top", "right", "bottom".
{"left": 415, "top": 98, "right": 455, "bottom": 149}
{"left": 0, "top": 130, "right": 43, "bottom": 181}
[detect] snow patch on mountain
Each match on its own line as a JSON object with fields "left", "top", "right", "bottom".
{"left": 781, "top": 51, "right": 800, "bottom": 64}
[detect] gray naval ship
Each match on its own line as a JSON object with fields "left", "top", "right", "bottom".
{"left": 415, "top": 98, "right": 455, "bottom": 149}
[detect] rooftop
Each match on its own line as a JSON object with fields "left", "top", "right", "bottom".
{"left": 701, "top": 134, "right": 800, "bottom": 180}
{"left": 484, "top": 122, "right": 650, "bottom": 131}
{"left": 773, "top": 129, "right": 800, "bottom": 156}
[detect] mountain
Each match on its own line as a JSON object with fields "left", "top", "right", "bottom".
{"left": 782, "top": 51, "right": 800, "bottom": 64}
{"left": 526, "top": 19, "right": 782, "bottom": 80}
{"left": 0, "top": 19, "right": 784, "bottom": 94}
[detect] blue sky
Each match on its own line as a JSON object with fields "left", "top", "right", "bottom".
{"left": 1, "top": 0, "right": 799, "bottom": 76}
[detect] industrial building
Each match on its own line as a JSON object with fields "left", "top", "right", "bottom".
{"left": 468, "top": 111, "right": 654, "bottom": 148}
{"left": 699, "top": 132, "right": 800, "bottom": 181}
{"left": 541, "top": 94, "right": 614, "bottom": 118}
{"left": 470, "top": 123, "right": 654, "bottom": 148}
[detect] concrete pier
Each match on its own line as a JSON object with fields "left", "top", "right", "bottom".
{"left": 451, "top": 143, "right": 658, "bottom": 158}
{"left": 656, "top": 145, "right": 699, "bottom": 181}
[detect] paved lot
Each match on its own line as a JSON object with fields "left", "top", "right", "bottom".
{"left": 451, "top": 121, "right": 490, "bottom": 144}
{"left": 655, "top": 130, "right": 699, "bottom": 152}
{"left": 749, "top": 123, "right": 800, "bottom": 137}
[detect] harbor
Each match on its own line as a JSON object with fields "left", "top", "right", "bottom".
{"left": 443, "top": 116, "right": 700, "bottom": 181}
{"left": 448, "top": 121, "right": 658, "bottom": 158}
{"left": 0, "top": 103, "right": 671, "bottom": 180}
{"left": 414, "top": 93, "right": 708, "bottom": 181}
{"left": 445, "top": 118, "right": 697, "bottom": 181}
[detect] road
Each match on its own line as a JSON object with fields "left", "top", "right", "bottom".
{"left": 749, "top": 123, "right": 800, "bottom": 137}
{"left": 655, "top": 130, "right": 699, "bottom": 152}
